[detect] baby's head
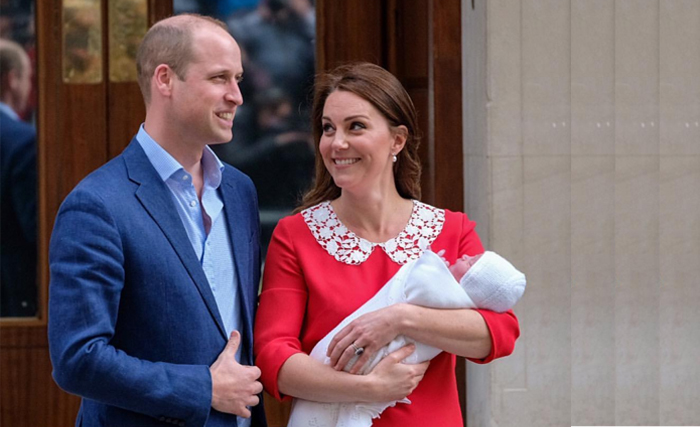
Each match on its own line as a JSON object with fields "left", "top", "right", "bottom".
{"left": 449, "top": 254, "right": 483, "bottom": 281}
{"left": 456, "top": 251, "right": 526, "bottom": 313}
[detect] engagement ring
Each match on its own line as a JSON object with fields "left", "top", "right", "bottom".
{"left": 351, "top": 342, "right": 364, "bottom": 356}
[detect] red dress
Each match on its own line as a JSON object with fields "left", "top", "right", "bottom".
{"left": 254, "top": 201, "right": 520, "bottom": 427}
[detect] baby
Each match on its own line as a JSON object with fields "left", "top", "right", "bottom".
{"left": 446, "top": 250, "right": 525, "bottom": 313}
{"left": 287, "top": 249, "right": 526, "bottom": 427}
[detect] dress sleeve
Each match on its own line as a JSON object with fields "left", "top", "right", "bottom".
{"left": 254, "top": 218, "right": 308, "bottom": 401}
{"left": 455, "top": 212, "right": 521, "bottom": 364}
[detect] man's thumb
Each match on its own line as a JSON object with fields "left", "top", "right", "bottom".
{"left": 226, "top": 330, "right": 241, "bottom": 353}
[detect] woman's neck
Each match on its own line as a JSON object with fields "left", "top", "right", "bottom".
{"left": 331, "top": 189, "right": 414, "bottom": 244}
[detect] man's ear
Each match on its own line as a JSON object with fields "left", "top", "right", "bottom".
{"left": 7, "top": 68, "right": 20, "bottom": 92}
{"left": 392, "top": 125, "right": 409, "bottom": 154}
{"left": 153, "top": 64, "right": 175, "bottom": 97}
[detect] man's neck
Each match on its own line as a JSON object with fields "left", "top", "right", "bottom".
{"left": 142, "top": 120, "right": 205, "bottom": 175}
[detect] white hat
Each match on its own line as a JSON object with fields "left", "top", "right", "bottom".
{"left": 459, "top": 251, "right": 526, "bottom": 313}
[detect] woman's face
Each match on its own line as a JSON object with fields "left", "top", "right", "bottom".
{"left": 319, "top": 90, "right": 405, "bottom": 195}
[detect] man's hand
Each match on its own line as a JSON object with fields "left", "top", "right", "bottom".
{"left": 210, "top": 331, "right": 263, "bottom": 417}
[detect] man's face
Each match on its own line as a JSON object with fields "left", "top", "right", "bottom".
{"left": 7, "top": 54, "right": 32, "bottom": 115}
{"left": 16, "top": 56, "right": 32, "bottom": 114}
{"left": 168, "top": 26, "right": 244, "bottom": 146}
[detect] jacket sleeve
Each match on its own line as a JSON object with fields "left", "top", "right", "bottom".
{"left": 254, "top": 218, "right": 308, "bottom": 401}
{"left": 48, "top": 188, "right": 213, "bottom": 427}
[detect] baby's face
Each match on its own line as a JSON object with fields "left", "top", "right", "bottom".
{"left": 449, "top": 254, "right": 483, "bottom": 280}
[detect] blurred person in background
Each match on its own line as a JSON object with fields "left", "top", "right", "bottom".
{"left": 0, "top": 38, "right": 37, "bottom": 317}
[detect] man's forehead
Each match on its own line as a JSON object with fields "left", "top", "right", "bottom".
{"left": 192, "top": 24, "right": 235, "bottom": 43}
{"left": 190, "top": 30, "right": 240, "bottom": 61}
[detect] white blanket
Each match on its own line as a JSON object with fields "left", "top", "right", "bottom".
{"left": 287, "top": 250, "right": 524, "bottom": 427}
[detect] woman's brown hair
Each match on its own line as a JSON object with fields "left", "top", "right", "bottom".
{"left": 296, "top": 62, "right": 422, "bottom": 212}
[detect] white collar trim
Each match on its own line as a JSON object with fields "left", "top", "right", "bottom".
{"left": 302, "top": 200, "right": 445, "bottom": 265}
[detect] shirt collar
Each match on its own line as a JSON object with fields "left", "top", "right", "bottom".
{"left": 136, "top": 124, "right": 225, "bottom": 188}
{"left": 0, "top": 102, "right": 19, "bottom": 121}
{"left": 201, "top": 142, "right": 224, "bottom": 189}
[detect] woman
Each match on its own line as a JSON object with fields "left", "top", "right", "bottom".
{"left": 254, "top": 62, "right": 520, "bottom": 426}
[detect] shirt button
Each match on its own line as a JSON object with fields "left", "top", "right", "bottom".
{"left": 190, "top": 200, "right": 196, "bottom": 207}
{"left": 182, "top": 175, "right": 189, "bottom": 181}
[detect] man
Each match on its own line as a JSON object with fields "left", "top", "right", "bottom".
{"left": 0, "top": 38, "right": 37, "bottom": 317}
{"left": 48, "top": 15, "right": 266, "bottom": 427}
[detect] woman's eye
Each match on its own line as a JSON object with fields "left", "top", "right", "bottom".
{"left": 350, "top": 122, "right": 366, "bottom": 131}
{"left": 322, "top": 123, "right": 334, "bottom": 133}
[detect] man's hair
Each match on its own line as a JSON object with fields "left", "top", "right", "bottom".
{"left": 0, "top": 39, "right": 29, "bottom": 93}
{"left": 135, "top": 14, "right": 228, "bottom": 105}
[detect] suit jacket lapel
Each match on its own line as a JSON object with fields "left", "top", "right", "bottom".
{"left": 122, "top": 140, "right": 228, "bottom": 340}
{"left": 220, "top": 173, "right": 255, "bottom": 342}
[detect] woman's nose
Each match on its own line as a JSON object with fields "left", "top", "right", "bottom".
{"left": 331, "top": 132, "right": 348, "bottom": 149}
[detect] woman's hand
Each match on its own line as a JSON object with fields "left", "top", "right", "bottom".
{"left": 365, "top": 344, "right": 429, "bottom": 402}
{"left": 327, "top": 304, "right": 404, "bottom": 374}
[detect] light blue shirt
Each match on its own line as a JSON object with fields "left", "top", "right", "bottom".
{"left": 136, "top": 126, "right": 250, "bottom": 427}
{"left": 0, "top": 102, "right": 19, "bottom": 120}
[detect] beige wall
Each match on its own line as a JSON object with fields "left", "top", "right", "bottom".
{"left": 462, "top": 1, "right": 700, "bottom": 425}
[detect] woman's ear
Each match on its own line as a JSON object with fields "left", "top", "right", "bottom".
{"left": 392, "top": 125, "right": 409, "bottom": 154}
{"left": 153, "top": 64, "right": 175, "bottom": 98}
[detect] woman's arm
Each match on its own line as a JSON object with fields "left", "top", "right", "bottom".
{"left": 328, "top": 303, "right": 520, "bottom": 372}
{"left": 395, "top": 304, "right": 492, "bottom": 358}
{"left": 327, "top": 304, "right": 490, "bottom": 372}
{"left": 277, "top": 344, "right": 428, "bottom": 403}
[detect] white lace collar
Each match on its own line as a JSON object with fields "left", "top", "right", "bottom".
{"left": 301, "top": 200, "right": 445, "bottom": 265}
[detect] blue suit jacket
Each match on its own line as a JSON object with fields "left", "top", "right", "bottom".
{"left": 48, "top": 139, "right": 267, "bottom": 427}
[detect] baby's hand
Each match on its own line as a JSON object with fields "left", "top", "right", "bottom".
{"left": 435, "top": 249, "right": 450, "bottom": 267}
{"left": 449, "top": 257, "right": 470, "bottom": 281}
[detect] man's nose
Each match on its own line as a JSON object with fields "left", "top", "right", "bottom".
{"left": 225, "top": 81, "right": 243, "bottom": 105}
